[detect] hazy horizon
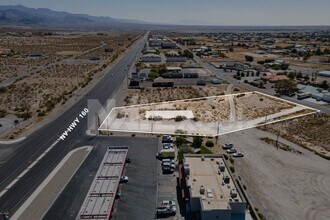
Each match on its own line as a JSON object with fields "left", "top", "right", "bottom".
{"left": 1, "top": 0, "right": 330, "bottom": 26}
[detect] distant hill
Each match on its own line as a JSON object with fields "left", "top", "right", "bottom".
{"left": 0, "top": 5, "right": 148, "bottom": 27}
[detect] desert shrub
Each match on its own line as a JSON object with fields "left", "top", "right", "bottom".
{"left": 205, "top": 140, "right": 214, "bottom": 147}
{"left": 0, "top": 109, "right": 7, "bottom": 118}
{"left": 0, "top": 87, "right": 7, "bottom": 93}
{"left": 37, "top": 111, "right": 46, "bottom": 117}
{"left": 174, "top": 115, "right": 187, "bottom": 122}
{"left": 176, "top": 136, "right": 189, "bottom": 147}
{"left": 229, "top": 157, "right": 234, "bottom": 164}
{"left": 117, "top": 112, "right": 125, "bottom": 118}
{"left": 229, "top": 166, "right": 235, "bottom": 173}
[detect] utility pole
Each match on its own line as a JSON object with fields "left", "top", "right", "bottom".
{"left": 215, "top": 117, "right": 220, "bottom": 144}
{"left": 275, "top": 130, "right": 280, "bottom": 149}
{"left": 95, "top": 113, "right": 100, "bottom": 135}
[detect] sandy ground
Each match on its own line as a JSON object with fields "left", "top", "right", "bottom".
{"left": 0, "top": 35, "right": 139, "bottom": 140}
{"left": 124, "top": 84, "right": 236, "bottom": 106}
{"left": 234, "top": 92, "right": 295, "bottom": 120}
{"left": 101, "top": 92, "right": 312, "bottom": 136}
{"left": 216, "top": 128, "right": 330, "bottom": 220}
{"left": 262, "top": 114, "right": 330, "bottom": 157}
{"left": 0, "top": 33, "right": 139, "bottom": 139}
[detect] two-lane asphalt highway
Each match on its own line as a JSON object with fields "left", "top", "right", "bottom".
{"left": 0, "top": 32, "right": 148, "bottom": 217}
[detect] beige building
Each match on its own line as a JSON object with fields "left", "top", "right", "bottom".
{"left": 179, "top": 155, "right": 248, "bottom": 220}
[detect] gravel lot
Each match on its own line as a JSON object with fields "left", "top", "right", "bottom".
{"left": 219, "top": 128, "right": 330, "bottom": 220}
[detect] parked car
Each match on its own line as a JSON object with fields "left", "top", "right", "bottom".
{"left": 126, "top": 157, "right": 132, "bottom": 163}
{"left": 162, "top": 162, "right": 175, "bottom": 169}
{"left": 156, "top": 149, "right": 175, "bottom": 159}
{"left": 156, "top": 205, "right": 176, "bottom": 217}
{"left": 120, "top": 175, "right": 128, "bottom": 183}
{"left": 115, "top": 190, "right": 121, "bottom": 199}
{"left": 162, "top": 143, "right": 174, "bottom": 149}
{"left": 162, "top": 166, "right": 174, "bottom": 174}
{"left": 197, "top": 79, "right": 206, "bottom": 86}
{"left": 226, "top": 148, "right": 237, "bottom": 154}
{"left": 162, "top": 135, "right": 173, "bottom": 143}
{"left": 222, "top": 143, "right": 233, "bottom": 149}
{"left": 161, "top": 200, "right": 176, "bottom": 213}
{"left": 162, "top": 159, "right": 175, "bottom": 164}
{"left": 286, "top": 92, "right": 296, "bottom": 97}
{"left": 297, "top": 93, "right": 311, "bottom": 100}
{"left": 233, "top": 152, "right": 244, "bottom": 157}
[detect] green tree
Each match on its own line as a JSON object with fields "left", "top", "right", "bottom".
{"left": 183, "top": 49, "right": 194, "bottom": 59}
{"left": 288, "top": 72, "right": 296, "bottom": 80}
{"left": 324, "top": 48, "right": 330, "bottom": 54}
{"left": 274, "top": 80, "right": 298, "bottom": 95}
{"left": 148, "top": 70, "right": 158, "bottom": 79}
{"left": 319, "top": 80, "right": 329, "bottom": 90}
{"left": 205, "top": 141, "right": 214, "bottom": 147}
{"left": 296, "top": 72, "right": 303, "bottom": 79}
{"left": 176, "top": 136, "right": 188, "bottom": 147}
{"left": 192, "top": 136, "right": 203, "bottom": 149}
{"left": 315, "top": 48, "right": 323, "bottom": 56}
{"left": 245, "top": 55, "right": 254, "bottom": 62}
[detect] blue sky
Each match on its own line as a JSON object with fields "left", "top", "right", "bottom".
{"left": 1, "top": 0, "right": 330, "bottom": 25}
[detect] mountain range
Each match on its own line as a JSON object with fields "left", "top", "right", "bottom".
{"left": 0, "top": 5, "right": 149, "bottom": 27}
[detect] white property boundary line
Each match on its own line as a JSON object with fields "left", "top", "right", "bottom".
{"left": 11, "top": 146, "right": 93, "bottom": 220}
{"left": 98, "top": 91, "right": 319, "bottom": 137}
{"left": 98, "top": 91, "right": 253, "bottom": 129}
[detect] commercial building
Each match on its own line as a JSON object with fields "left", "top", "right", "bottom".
{"left": 152, "top": 77, "right": 174, "bottom": 87}
{"left": 161, "top": 41, "right": 177, "bottom": 49}
{"left": 78, "top": 147, "right": 129, "bottom": 220}
{"left": 318, "top": 71, "right": 330, "bottom": 78}
{"left": 179, "top": 155, "right": 247, "bottom": 220}
{"left": 261, "top": 74, "right": 289, "bottom": 83}
{"left": 297, "top": 84, "right": 330, "bottom": 102}
{"left": 166, "top": 56, "right": 187, "bottom": 63}
{"left": 141, "top": 53, "right": 161, "bottom": 62}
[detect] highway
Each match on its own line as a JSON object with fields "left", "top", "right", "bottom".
{"left": 0, "top": 32, "right": 148, "bottom": 218}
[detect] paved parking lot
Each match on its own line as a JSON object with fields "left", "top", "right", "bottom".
{"left": 157, "top": 140, "right": 184, "bottom": 220}
{"left": 113, "top": 137, "right": 159, "bottom": 220}
{"left": 45, "top": 136, "right": 159, "bottom": 220}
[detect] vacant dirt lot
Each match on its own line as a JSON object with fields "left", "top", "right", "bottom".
{"left": 0, "top": 32, "right": 140, "bottom": 138}
{"left": 234, "top": 92, "right": 294, "bottom": 119}
{"left": 262, "top": 114, "right": 330, "bottom": 158}
{"left": 123, "top": 84, "right": 243, "bottom": 106}
{"left": 219, "top": 128, "right": 330, "bottom": 220}
{"left": 118, "top": 92, "right": 302, "bottom": 124}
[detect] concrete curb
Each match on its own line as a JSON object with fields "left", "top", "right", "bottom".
{"left": 0, "top": 137, "right": 26, "bottom": 145}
